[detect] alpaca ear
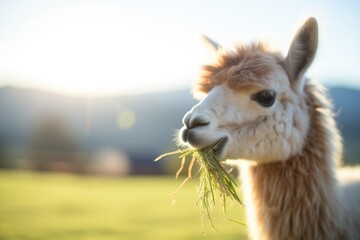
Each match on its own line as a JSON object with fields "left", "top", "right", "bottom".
{"left": 283, "top": 17, "right": 318, "bottom": 91}
{"left": 201, "top": 35, "right": 222, "bottom": 54}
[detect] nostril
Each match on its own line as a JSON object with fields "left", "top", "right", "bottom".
{"left": 189, "top": 117, "right": 210, "bottom": 129}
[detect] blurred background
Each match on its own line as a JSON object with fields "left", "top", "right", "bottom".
{"left": 0, "top": 0, "right": 359, "bottom": 239}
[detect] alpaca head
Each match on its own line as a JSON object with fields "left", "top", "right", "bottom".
{"left": 179, "top": 18, "right": 318, "bottom": 163}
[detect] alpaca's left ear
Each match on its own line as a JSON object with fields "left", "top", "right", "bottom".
{"left": 283, "top": 17, "right": 318, "bottom": 91}
{"left": 201, "top": 35, "right": 222, "bottom": 54}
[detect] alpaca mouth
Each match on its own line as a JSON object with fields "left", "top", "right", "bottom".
{"left": 212, "top": 137, "right": 228, "bottom": 159}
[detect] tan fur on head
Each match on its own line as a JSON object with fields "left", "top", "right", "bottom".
{"left": 194, "top": 42, "right": 283, "bottom": 99}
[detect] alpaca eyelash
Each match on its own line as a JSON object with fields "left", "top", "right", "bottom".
{"left": 250, "top": 89, "right": 277, "bottom": 107}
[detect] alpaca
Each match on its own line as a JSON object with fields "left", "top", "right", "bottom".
{"left": 179, "top": 17, "right": 360, "bottom": 240}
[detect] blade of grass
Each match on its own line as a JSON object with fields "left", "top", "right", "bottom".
{"left": 155, "top": 145, "right": 244, "bottom": 230}
{"left": 175, "top": 157, "right": 186, "bottom": 179}
{"left": 154, "top": 149, "right": 183, "bottom": 161}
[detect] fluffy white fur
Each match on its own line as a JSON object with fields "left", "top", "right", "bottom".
{"left": 179, "top": 17, "right": 360, "bottom": 239}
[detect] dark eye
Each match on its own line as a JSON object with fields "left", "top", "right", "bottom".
{"left": 251, "top": 89, "right": 277, "bottom": 107}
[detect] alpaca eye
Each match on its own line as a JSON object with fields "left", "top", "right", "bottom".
{"left": 251, "top": 89, "right": 277, "bottom": 107}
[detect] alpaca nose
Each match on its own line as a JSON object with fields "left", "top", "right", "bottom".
{"left": 189, "top": 116, "right": 210, "bottom": 129}
{"left": 183, "top": 114, "right": 210, "bottom": 129}
{"left": 181, "top": 111, "right": 211, "bottom": 143}
{"left": 181, "top": 111, "right": 212, "bottom": 144}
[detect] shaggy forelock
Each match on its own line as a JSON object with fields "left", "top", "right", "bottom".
{"left": 194, "top": 42, "right": 284, "bottom": 97}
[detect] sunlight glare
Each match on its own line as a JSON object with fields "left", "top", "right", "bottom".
{"left": 0, "top": 6, "right": 203, "bottom": 95}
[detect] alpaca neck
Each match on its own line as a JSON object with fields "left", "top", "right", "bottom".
{"left": 240, "top": 84, "right": 345, "bottom": 240}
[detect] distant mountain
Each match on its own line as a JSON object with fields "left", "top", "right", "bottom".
{"left": 329, "top": 87, "right": 360, "bottom": 132}
{"left": 0, "top": 85, "right": 359, "bottom": 174}
{"left": 328, "top": 87, "right": 360, "bottom": 165}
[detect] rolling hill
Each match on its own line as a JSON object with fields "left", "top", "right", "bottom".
{"left": 0, "top": 85, "right": 359, "bottom": 174}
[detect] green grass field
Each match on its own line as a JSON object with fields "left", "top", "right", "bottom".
{"left": 0, "top": 170, "right": 248, "bottom": 240}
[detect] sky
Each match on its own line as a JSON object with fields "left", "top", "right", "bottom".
{"left": 0, "top": 0, "right": 359, "bottom": 96}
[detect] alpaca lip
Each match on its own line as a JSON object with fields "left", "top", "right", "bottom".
{"left": 213, "top": 137, "right": 228, "bottom": 158}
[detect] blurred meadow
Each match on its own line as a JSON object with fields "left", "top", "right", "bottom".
{"left": 0, "top": 1, "right": 360, "bottom": 240}
{"left": 0, "top": 170, "right": 247, "bottom": 240}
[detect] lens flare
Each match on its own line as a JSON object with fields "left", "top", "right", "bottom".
{"left": 117, "top": 110, "right": 136, "bottom": 130}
